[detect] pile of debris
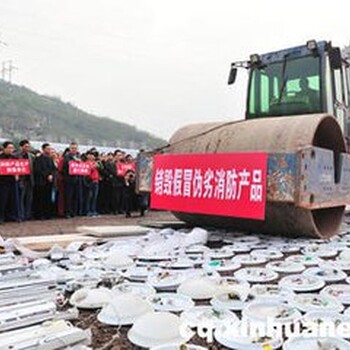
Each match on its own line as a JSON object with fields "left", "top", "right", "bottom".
{"left": 2, "top": 223, "right": 350, "bottom": 349}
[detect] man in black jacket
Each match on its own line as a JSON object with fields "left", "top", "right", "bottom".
{"left": 114, "top": 150, "right": 126, "bottom": 214}
{"left": 34, "top": 143, "right": 56, "bottom": 219}
{"left": 104, "top": 153, "right": 118, "bottom": 214}
{"left": 16, "top": 140, "right": 35, "bottom": 221}
{"left": 0, "top": 141, "right": 18, "bottom": 224}
{"left": 62, "top": 142, "right": 80, "bottom": 218}
{"left": 122, "top": 170, "right": 136, "bottom": 218}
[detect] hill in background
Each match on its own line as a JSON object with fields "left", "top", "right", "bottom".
{"left": 0, "top": 80, "right": 166, "bottom": 149}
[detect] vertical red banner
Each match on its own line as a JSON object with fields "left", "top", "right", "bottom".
{"left": 151, "top": 153, "right": 267, "bottom": 220}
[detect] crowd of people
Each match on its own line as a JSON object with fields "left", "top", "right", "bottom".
{"left": 0, "top": 140, "right": 149, "bottom": 224}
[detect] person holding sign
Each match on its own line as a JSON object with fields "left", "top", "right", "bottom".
{"left": 0, "top": 142, "right": 18, "bottom": 224}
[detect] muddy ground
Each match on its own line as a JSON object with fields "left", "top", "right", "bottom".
{"left": 0, "top": 210, "right": 176, "bottom": 238}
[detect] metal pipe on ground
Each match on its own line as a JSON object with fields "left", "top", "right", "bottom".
{"left": 167, "top": 114, "right": 347, "bottom": 239}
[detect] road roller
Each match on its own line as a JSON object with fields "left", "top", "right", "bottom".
{"left": 137, "top": 40, "right": 350, "bottom": 238}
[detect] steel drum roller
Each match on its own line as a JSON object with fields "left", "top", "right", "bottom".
{"left": 167, "top": 114, "right": 347, "bottom": 238}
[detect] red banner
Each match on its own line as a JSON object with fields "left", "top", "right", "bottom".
{"left": 117, "top": 162, "right": 136, "bottom": 176}
{"left": 69, "top": 161, "right": 91, "bottom": 176}
{"left": 151, "top": 153, "right": 267, "bottom": 220}
{"left": 0, "top": 159, "right": 30, "bottom": 176}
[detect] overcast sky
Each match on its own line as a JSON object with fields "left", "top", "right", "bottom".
{"left": 0, "top": 0, "right": 349, "bottom": 140}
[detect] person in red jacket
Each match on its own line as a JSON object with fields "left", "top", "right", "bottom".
{"left": 85, "top": 151, "right": 100, "bottom": 216}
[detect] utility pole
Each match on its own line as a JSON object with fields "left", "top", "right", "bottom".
{"left": 7, "top": 60, "right": 17, "bottom": 83}
{"left": 0, "top": 33, "right": 7, "bottom": 80}
{"left": 1, "top": 60, "right": 18, "bottom": 82}
{"left": 1, "top": 61, "right": 5, "bottom": 80}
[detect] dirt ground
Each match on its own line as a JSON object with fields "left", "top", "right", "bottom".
{"left": 0, "top": 210, "right": 177, "bottom": 238}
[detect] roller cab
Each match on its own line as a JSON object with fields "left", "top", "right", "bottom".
{"left": 229, "top": 40, "right": 350, "bottom": 143}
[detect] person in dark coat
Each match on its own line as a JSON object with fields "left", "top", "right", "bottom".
{"left": 57, "top": 148, "right": 69, "bottom": 217}
{"left": 0, "top": 141, "right": 18, "bottom": 224}
{"left": 62, "top": 142, "right": 80, "bottom": 218}
{"left": 33, "top": 143, "right": 56, "bottom": 219}
{"left": 114, "top": 150, "right": 127, "bottom": 214}
{"left": 16, "top": 139, "right": 35, "bottom": 221}
{"left": 122, "top": 170, "right": 136, "bottom": 218}
{"left": 104, "top": 153, "right": 118, "bottom": 214}
{"left": 97, "top": 154, "right": 108, "bottom": 214}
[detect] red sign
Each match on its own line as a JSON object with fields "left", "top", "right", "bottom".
{"left": 0, "top": 159, "right": 30, "bottom": 176}
{"left": 117, "top": 162, "right": 136, "bottom": 176}
{"left": 151, "top": 153, "right": 267, "bottom": 220}
{"left": 69, "top": 161, "right": 91, "bottom": 176}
